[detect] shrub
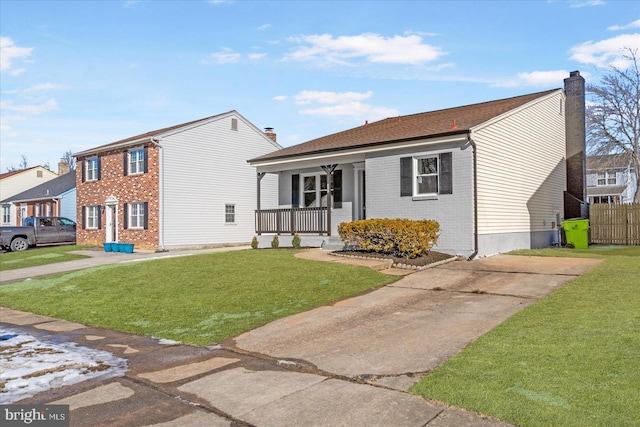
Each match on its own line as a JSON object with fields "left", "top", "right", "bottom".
{"left": 292, "top": 233, "right": 302, "bottom": 249}
{"left": 271, "top": 235, "right": 279, "bottom": 249}
{"left": 338, "top": 218, "right": 440, "bottom": 259}
{"left": 251, "top": 236, "right": 259, "bottom": 249}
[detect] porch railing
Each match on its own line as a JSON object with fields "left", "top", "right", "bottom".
{"left": 255, "top": 207, "right": 328, "bottom": 235}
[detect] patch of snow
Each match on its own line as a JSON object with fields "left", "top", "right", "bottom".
{"left": 0, "top": 328, "right": 128, "bottom": 404}
{"left": 155, "top": 338, "right": 180, "bottom": 345}
{"left": 278, "top": 360, "right": 296, "bottom": 366}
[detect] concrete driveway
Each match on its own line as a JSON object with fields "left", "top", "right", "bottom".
{"left": 234, "top": 254, "right": 602, "bottom": 384}
{"left": 2, "top": 251, "right": 602, "bottom": 426}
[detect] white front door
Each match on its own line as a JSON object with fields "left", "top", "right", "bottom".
{"left": 104, "top": 196, "right": 118, "bottom": 243}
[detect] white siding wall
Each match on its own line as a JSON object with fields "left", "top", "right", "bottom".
{"left": 161, "top": 114, "right": 279, "bottom": 246}
{"left": 0, "top": 167, "right": 58, "bottom": 201}
{"left": 474, "top": 91, "right": 566, "bottom": 236}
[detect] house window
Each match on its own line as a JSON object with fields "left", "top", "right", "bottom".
{"left": 415, "top": 156, "right": 439, "bottom": 195}
{"left": 231, "top": 118, "right": 238, "bottom": 131}
{"left": 597, "top": 171, "right": 616, "bottom": 186}
{"left": 401, "top": 153, "right": 452, "bottom": 197}
{"left": 303, "top": 174, "right": 328, "bottom": 207}
{"left": 127, "top": 202, "right": 146, "bottom": 229}
{"left": 225, "top": 204, "right": 236, "bottom": 223}
{"left": 86, "top": 206, "right": 100, "bottom": 229}
{"left": 86, "top": 157, "right": 100, "bottom": 181}
{"left": 2, "top": 205, "right": 10, "bottom": 224}
{"left": 128, "top": 147, "right": 145, "bottom": 175}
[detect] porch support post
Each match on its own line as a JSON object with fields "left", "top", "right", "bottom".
{"left": 321, "top": 164, "right": 338, "bottom": 236}
{"left": 256, "top": 172, "right": 266, "bottom": 235}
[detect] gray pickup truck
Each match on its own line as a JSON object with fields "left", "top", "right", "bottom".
{"left": 0, "top": 216, "right": 76, "bottom": 252}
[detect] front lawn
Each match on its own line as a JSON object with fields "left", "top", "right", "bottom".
{"left": 410, "top": 245, "right": 640, "bottom": 427}
{"left": 0, "top": 249, "right": 397, "bottom": 345}
{"left": 0, "top": 245, "right": 91, "bottom": 271}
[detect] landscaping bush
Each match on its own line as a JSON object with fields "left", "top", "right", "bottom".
{"left": 292, "top": 233, "right": 301, "bottom": 249}
{"left": 271, "top": 235, "right": 279, "bottom": 249}
{"left": 338, "top": 218, "right": 440, "bottom": 259}
{"left": 251, "top": 236, "right": 259, "bottom": 249}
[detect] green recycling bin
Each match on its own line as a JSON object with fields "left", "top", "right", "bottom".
{"left": 563, "top": 219, "right": 589, "bottom": 249}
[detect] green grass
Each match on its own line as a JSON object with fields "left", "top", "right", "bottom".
{"left": 0, "top": 245, "right": 91, "bottom": 271}
{"left": 410, "top": 245, "right": 640, "bottom": 427}
{"left": 0, "top": 249, "right": 397, "bottom": 345}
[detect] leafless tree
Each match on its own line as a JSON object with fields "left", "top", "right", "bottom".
{"left": 586, "top": 47, "right": 640, "bottom": 202}
{"left": 5, "top": 155, "right": 30, "bottom": 172}
{"left": 61, "top": 150, "right": 77, "bottom": 170}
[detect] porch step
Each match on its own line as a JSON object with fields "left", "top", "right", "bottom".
{"left": 321, "top": 237, "right": 345, "bottom": 251}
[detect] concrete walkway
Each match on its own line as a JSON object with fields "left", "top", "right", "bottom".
{"left": 0, "top": 248, "right": 602, "bottom": 426}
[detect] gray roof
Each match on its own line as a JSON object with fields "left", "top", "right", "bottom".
{"left": 1, "top": 171, "right": 76, "bottom": 204}
{"left": 587, "top": 153, "right": 635, "bottom": 170}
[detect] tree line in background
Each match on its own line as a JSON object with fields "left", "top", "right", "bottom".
{"left": 4, "top": 150, "right": 76, "bottom": 173}
{"left": 586, "top": 47, "right": 640, "bottom": 203}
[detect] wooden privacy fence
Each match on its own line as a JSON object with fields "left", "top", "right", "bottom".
{"left": 589, "top": 203, "right": 640, "bottom": 245}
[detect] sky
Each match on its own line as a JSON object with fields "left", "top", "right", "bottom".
{"left": 1, "top": 0, "right": 639, "bottom": 173}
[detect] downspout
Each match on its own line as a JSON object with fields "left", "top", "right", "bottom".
{"left": 468, "top": 134, "right": 479, "bottom": 260}
{"left": 150, "top": 137, "right": 167, "bottom": 252}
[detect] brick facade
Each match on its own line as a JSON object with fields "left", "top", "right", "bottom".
{"left": 76, "top": 145, "right": 160, "bottom": 250}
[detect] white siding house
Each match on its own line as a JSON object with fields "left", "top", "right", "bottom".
{"left": 250, "top": 73, "right": 585, "bottom": 257}
{"left": 0, "top": 166, "right": 58, "bottom": 226}
{"left": 74, "top": 111, "right": 281, "bottom": 250}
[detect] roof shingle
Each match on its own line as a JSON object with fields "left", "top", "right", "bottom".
{"left": 250, "top": 89, "right": 559, "bottom": 163}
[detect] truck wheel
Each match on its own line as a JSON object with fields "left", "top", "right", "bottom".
{"left": 10, "top": 237, "right": 29, "bottom": 252}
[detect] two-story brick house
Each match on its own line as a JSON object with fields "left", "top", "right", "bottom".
{"left": 74, "top": 111, "right": 281, "bottom": 250}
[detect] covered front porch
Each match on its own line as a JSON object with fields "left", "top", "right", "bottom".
{"left": 254, "top": 160, "right": 365, "bottom": 246}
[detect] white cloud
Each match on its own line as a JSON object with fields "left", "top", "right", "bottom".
{"left": 567, "top": 0, "right": 604, "bottom": 8}
{"left": 257, "top": 24, "right": 272, "bottom": 31}
{"left": 285, "top": 89, "right": 398, "bottom": 122}
{"left": 493, "top": 70, "right": 570, "bottom": 88}
{"left": 1, "top": 99, "right": 59, "bottom": 115}
{"left": 293, "top": 90, "right": 373, "bottom": 105}
{"left": 299, "top": 102, "right": 398, "bottom": 120}
{"left": 570, "top": 33, "right": 640, "bottom": 67}
{"left": 211, "top": 48, "right": 241, "bottom": 64}
{"left": 285, "top": 33, "right": 445, "bottom": 65}
{"left": 3, "top": 83, "right": 65, "bottom": 94}
{"left": 608, "top": 19, "right": 640, "bottom": 31}
{"left": 248, "top": 53, "right": 267, "bottom": 60}
{"left": 273, "top": 95, "right": 288, "bottom": 101}
{"left": 0, "top": 37, "right": 33, "bottom": 73}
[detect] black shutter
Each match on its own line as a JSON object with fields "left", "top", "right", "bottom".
{"left": 333, "top": 169, "right": 342, "bottom": 208}
{"left": 96, "top": 156, "right": 101, "bottom": 181}
{"left": 439, "top": 152, "right": 453, "bottom": 195}
{"left": 143, "top": 202, "right": 149, "bottom": 230}
{"left": 81, "top": 159, "right": 86, "bottom": 183}
{"left": 143, "top": 146, "right": 149, "bottom": 173}
{"left": 292, "top": 174, "right": 300, "bottom": 207}
{"left": 97, "top": 207, "right": 102, "bottom": 229}
{"left": 123, "top": 151, "right": 128, "bottom": 176}
{"left": 400, "top": 157, "right": 412, "bottom": 197}
{"left": 123, "top": 203, "right": 128, "bottom": 229}
{"left": 82, "top": 206, "right": 86, "bottom": 229}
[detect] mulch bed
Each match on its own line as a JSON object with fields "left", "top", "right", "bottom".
{"left": 334, "top": 249, "right": 455, "bottom": 267}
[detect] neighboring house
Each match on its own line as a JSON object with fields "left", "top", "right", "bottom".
{"left": 73, "top": 111, "right": 281, "bottom": 250}
{"left": 0, "top": 166, "right": 59, "bottom": 226}
{"left": 0, "top": 170, "right": 77, "bottom": 225}
{"left": 249, "top": 72, "right": 587, "bottom": 258}
{"left": 586, "top": 154, "right": 638, "bottom": 204}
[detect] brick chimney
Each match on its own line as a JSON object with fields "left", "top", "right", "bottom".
{"left": 564, "top": 71, "right": 587, "bottom": 219}
{"left": 58, "top": 159, "right": 70, "bottom": 176}
{"left": 264, "top": 127, "right": 277, "bottom": 143}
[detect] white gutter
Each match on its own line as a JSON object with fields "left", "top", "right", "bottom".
{"left": 250, "top": 134, "right": 468, "bottom": 168}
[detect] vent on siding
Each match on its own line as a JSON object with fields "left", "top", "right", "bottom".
{"left": 231, "top": 118, "right": 238, "bottom": 131}
{"left": 37, "top": 170, "right": 43, "bottom": 178}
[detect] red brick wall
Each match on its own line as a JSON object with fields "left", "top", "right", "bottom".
{"left": 76, "top": 145, "right": 160, "bottom": 250}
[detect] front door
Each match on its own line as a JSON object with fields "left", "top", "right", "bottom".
{"left": 105, "top": 205, "right": 117, "bottom": 243}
